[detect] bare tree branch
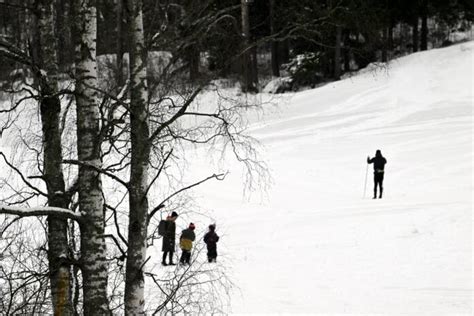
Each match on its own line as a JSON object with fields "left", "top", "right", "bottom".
{"left": 0, "top": 204, "right": 82, "bottom": 222}
{"left": 148, "top": 173, "right": 226, "bottom": 223}
{"left": 105, "top": 203, "right": 128, "bottom": 247}
{"left": 0, "top": 152, "right": 47, "bottom": 197}
{"left": 143, "top": 149, "right": 174, "bottom": 198}
{"left": 104, "top": 234, "right": 127, "bottom": 260}
{"left": 149, "top": 87, "right": 203, "bottom": 142}
{"left": 63, "top": 159, "right": 129, "bottom": 189}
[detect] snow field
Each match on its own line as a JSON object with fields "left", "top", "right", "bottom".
{"left": 190, "top": 42, "right": 473, "bottom": 314}
{"left": 0, "top": 40, "right": 471, "bottom": 315}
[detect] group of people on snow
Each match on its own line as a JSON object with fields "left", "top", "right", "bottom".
{"left": 160, "top": 211, "right": 219, "bottom": 266}
{"left": 159, "top": 149, "right": 385, "bottom": 267}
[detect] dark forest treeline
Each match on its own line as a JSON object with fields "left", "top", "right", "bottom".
{"left": 0, "top": 0, "right": 473, "bottom": 91}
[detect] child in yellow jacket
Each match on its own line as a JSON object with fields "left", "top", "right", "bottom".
{"left": 179, "top": 223, "right": 196, "bottom": 264}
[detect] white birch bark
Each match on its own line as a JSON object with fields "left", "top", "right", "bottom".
{"left": 74, "top": 0, "right": 110, "bottom": 314}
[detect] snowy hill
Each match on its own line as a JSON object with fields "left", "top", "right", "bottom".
{"left": 192, "top": 42, "right": 473, "bottom": 314}
{"left": 0, "top": 40, "right": 471, "bottom": 314}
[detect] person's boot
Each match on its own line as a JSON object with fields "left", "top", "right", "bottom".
{"left": 379, "top": 188, "right": 383, "bottom": 199}
{"left": 169, "top": 252, "right": 176, "bottom": 265}
{"left": 162, "top": 253, "right": 168, "bottom": 266}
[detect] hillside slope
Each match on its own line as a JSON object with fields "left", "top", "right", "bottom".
{"left": 193, "top": 42, "right": 473, "bottom": 315}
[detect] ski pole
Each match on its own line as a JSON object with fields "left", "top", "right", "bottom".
{"left": 363, "top": 161, "right": 369, "bottom": 198}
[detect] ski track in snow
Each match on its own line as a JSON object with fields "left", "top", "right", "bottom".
{"left": 192, "top": 42, "right": 473, "bottom": 315}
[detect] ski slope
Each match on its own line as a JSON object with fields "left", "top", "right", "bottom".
{"left": 192, "top": 42, "right": 473, "bottom": 314}
{"left": 0, "top": 40, "right": 471, "bottom": 314}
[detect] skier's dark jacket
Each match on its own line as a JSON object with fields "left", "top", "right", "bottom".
{"left": 367, "top": 150, "right": 387, "bottom": 173}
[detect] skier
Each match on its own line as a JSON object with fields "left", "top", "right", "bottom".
{"left": 367, "top": 149, "right": 387, "bottom": 199}
{"left": 179, "top": 223, "right": 196, "bottom": 265}
{"left": 203, "top": 224, "right": 219, "bottom": 263}
{"left": 162, "top": 211, "right": 178, "bottom": 266}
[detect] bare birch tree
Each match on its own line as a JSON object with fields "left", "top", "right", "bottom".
{"left": 1, "top": 1, "right": 268, "bottom": 314}
{"left": 123, "top": 0, "right": 151, "bottom": 313}
{"left": 0, "top": 0, "right": 73, "bottom": 314}
{"left": 73, "top": 0, "right": 110, "bottom": 313}
{"left": 34, "top": 1, "right": 73, "bottom": 313}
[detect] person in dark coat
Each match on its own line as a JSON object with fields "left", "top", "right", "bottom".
{"left": 179, "top": 223, "right": 196, "bottom": 265}
{"left": 367, "top": 149, "right": 387, "bottom": 199}
{"left": 203, "top": 224, "right": 219, "bottom": 263}
{"left": 162, "top": 211, "right": 178, "bottom": 266}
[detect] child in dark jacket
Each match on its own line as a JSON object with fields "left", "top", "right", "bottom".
{"left": 179, "top": 223, "right": 196, "bottom": 264}
{"left": 203, "top": 224, "right": 219, "bottom": 263}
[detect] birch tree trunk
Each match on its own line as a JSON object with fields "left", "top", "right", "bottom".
{"left": 116, "top": 0, "right": 124, "bottom": 87}
{"left": 188, "top": 44, "right": 200, "bottom": 81}
{"left": 334, "top": 25, "right": 342, "bottom": 79}
{"left": 412, "top": 17, "right": 419, "bottom": 52}
{"left": 388, "top": 24, "right": 393, "bottom": 59}
{"left": 124, "top": 0, "right": 151, "bottom": 313}
{"left": 280, "top": 38, "right": 289, "bottom": 64}
{"left": 269, "top": 0, "right": 280, "bottom": 77}
{"left": 381, "top": 26, "right": 388, "bottom": 62}
{"left": 35, "top": 1, "right": 72, "bottom": 314}
{"left": 241, "top": 0, "right": 256, "bottom": 92}
{"left": 420, "top": 1, "right": 428, "bottom": 51}
{"left": 74, "top": 1, "right": 110, "bottom": 314}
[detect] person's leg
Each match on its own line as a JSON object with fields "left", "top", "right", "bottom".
{"left": 207, "top": 248, "right": 212, "bottom": 262}
{"left": 162, "top": 251, "right": 168, "bottom": 265}
{"left": 379, "top": 173, "right": 383, "bottom": 199}
{"left": 185, "top": 251, "right": 191, "bottom": 264}
{"left": 179, "top": 250, "right": 186, "bottom": 264}
{"left": 209, "top": 247, "right": 217, "bottom": 262}
{"left": 169, "top": 251, "right": 175, "bottom": 265}
{"left": 373, "top": 174, "right": 377, "bottom": 199}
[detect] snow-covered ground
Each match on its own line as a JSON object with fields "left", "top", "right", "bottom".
{"left": 190, "top": 42, "right": 473, "bottom": 314}
{"left": 0, "top": 40, "right": 471, "bottom": 314}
